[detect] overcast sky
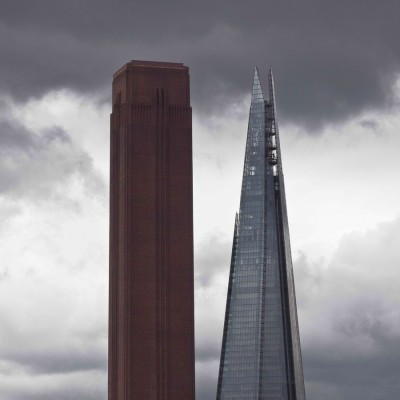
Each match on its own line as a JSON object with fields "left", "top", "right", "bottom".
{"left": 1, "top": 1, "right": 400, "bottom": 399}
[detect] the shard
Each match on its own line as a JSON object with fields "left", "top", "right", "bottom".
{"left": 216, "top": 69, "right": 306, "bottom": 400}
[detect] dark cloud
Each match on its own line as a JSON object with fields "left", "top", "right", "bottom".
{"left": 1, "top": 1, "right": 400, "bottom": 128}
{"left": 0, "top": 370, "right": 107, "bottom": 400}
{"left": 296, "top": 217, "right": 400, "bottom": 400}
{"left": 1, "top": 346, "right": 106, "bottom": 376}
{"left": 359, "top": 119, "right": 380, "bottom": 131}
{"left": 0, "top": 116, "right": 106, "bottom": 205}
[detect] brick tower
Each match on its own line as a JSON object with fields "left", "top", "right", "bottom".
{"left": 109, "top": 61, "right": 195, "bottom": 400}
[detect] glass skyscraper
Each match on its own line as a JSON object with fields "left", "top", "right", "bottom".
{"left": 216, "top": 69, "right": 306, "bottom": 400}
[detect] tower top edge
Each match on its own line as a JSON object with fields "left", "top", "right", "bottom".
{"left": 113, "top": 60, "right": 188, "bottom": 79}
{"left": 129, "top": 60, "right": 186, "bottom": 68}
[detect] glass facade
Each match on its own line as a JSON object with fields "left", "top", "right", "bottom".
{"left": 216, "top": 69, "right": 306, "bottom": 400}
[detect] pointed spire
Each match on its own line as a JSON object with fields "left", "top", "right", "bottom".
{"left": 268, "top": 68, "right": 283, "bottom": 172}
{"left": 251, "top": 67, "right": 264, "bottom": 104}
{"left": 268, "top": 68, "right": 276, "bottom": 106}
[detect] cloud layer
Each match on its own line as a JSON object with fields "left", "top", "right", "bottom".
{"left": 2, "top": 1, "right": 400, "bottom": 127}
{"left": 298, "top": 217, "right": 400, "bottom": 399}
{"left": 0, "top": 96, "right": 108, "bottom": 399}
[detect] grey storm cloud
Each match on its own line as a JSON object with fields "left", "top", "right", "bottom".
{"left": 0, "top": 283, "right": 108, "bottom": 399}
{"left": 295, "top": 217, "right": 400, "bottom": 400}
{"left": 1, "top": 1, "right": 400, "bottom": 128}
{"left": 0, "top": 116, "right": 105, "bottom": 204}
{"left": 0, "top": 342, "right": 107, "bottom": 376}
{"left": 0, "top": 370, "right": 107, "bottom": 400}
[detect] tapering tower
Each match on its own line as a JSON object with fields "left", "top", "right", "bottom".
{"left": 109, "top": 61, "right": 195, "bottom": 400}
{"left": 216, "top": 69, "right": 306, "bottom": 400}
